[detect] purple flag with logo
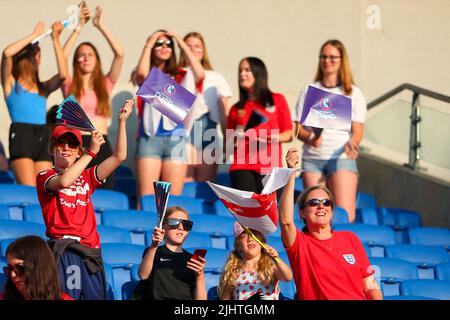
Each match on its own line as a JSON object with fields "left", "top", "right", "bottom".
{"left": 300, "top": 85, "right": 352, "bottom": 131}
{"left": 135, "top": 67, "right": 197, "bottom": 131}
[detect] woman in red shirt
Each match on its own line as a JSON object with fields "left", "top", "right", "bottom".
{"left": 1, "top": 236, "right": 73, "bottom": 300}
{"left": 227, "top": 57, "right": 293, "bottom": 193}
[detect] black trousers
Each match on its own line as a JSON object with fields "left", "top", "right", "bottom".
{"left": 230, "top": 170, "right": 264, "bottom": 193}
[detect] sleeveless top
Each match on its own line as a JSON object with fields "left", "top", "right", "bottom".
{"left": 6, "top": 81, "right": 46, "bottom": 124}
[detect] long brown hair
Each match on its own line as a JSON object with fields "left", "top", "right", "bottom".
{"left": 178, "top": 32, "right": 213, "bottom": 70}
{"left": 314, "top": 39, "right": 354, "bottom": 95}
{"left": 12, "top": 44, "right": 45, "bottom": 96}
{"left": 70, "top": 42, "right": 111, "bottom": 117}
{"left": 150, "top": 30, "right": 178, "bottom": 78}
{"left": 217, "top": 230, "right": 275, "bottom": 298}
{"left": 3, "top": 236, "right": 63, "bottom": 300}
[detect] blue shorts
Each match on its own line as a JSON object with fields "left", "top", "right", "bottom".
{"left": 57, "top": 249, "right": 106, "bottom": 300}
{"left": 302, "top": 158, "right": 358, "bottom": 177}
{"left": 135, "top": 134, "right": 187, "bottom": 162}
{"left": 188, "top": 113, "right": 218, "bottom": 150}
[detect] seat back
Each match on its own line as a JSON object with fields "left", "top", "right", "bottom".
{"left": 141, "top": 195, "right": 205, "bottom": 214}
{"left": 408, "top": 227, "right": 450, "bottom": 249}
{"left": 182, "top": 182, "right": 217, "bottom": 202}
{"left": 97, "top": 225, "right": 131, "bottom": 244}
{"left": 380, "top": 208, "right": 422, "bottom": 243}
{"left": 0, "top": 184, "right": 40, "bottom": 220}
{"left": 0, "top": 204, "right": 10, "bottom": 220}
{"left": 435, "top": 263, "right": 450, "bottom": 281}
{"left": 400, "top": 279, "right": 450, "bottom": 300}
{"left": 356, "top": 192, "right": 376, "bottom": 209}
{"left": 23, "top": 204, "right": 44, "bottom": 224}
{"left": 92, "top": 189, "right": 129, "bottom": 212}
{"left": 121, "top": 280, "right": 140, "bottom": 300}
{"left": 332, "top": 206, "right": 349, "bottom": 224}
{"left": 185, "top": 247, "right": 228, "bottom": 271}
{"left": 0, "top": 220, "right": 46, "bottom": 242}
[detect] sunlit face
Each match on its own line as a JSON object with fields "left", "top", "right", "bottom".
{"left": 153, "top": 35, "right": 173, "bottom": 62}
{"left": 237, "top": 230, "right": 263, "bottom": 260}
{"left": 76, "top": 45, "right": 97, "bottom": 74}
{"left": 163, "top": 211, "right": 190, "bottom": 246}
{"left": 5, "top": 254, "right": 27, "bottom": 297}
{"left": 185, "top": 36, "right": 204, "bottom": 62}
{"left": 239, "top": 59, "right": 255, "bottom": 92}
{"left": 319, "top": 44, "right": 342, "bottom": 77}
{"left": 52, "top": 133, "right": 81, "bottom": 170}
{"left": 301, "top": 189, "right": 333, "bottom": 227}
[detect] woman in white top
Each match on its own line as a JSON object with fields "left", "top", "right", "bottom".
{"left": 178, "top": 32, "right": 232, "bottom": 182}
{"left": 294, "top": 40, "right": 367, "bottom": 222}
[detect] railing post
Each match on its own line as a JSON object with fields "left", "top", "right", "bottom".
{"left": 406, "top": 92, "right": 421, "bottom": 170}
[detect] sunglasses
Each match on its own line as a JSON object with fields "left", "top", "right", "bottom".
{"left": 3, "top": 264, "right": 26, "bottom": 277}
{"left": 306, "top": 198, "right": 332, "bottom": 207}
{"left": 319, "top": 55, "right": 341, "bottom": 62}
{"left": 154, "top": 39, "right": 172, "bottom": 48}
{"left": 164, "top": 218, "right": 193, "bottom": 231}
{"left": 56, "top": 139, "right": 79, "bottom": 149}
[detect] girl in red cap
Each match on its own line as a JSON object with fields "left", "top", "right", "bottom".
{"left": 35, "top": 99, "right": 133, "bottom": 300}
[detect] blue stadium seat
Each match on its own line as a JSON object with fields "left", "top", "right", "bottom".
{"left": 208, "top": 285, "right": 219, "bottom": 300}
{"left": 0, "top": 220, "right": 46, "bottom": 243}
{"left": 92, "top": 189, "right": 129, "bottom": 212}
{"left": 185, "top": 247, "right": 228, "bottom": 272}
{"left": 279, "top": 279, "right": 296, "bottom": 300}
{"left": 102, "top": 243, "right": 145, "bottom": 300}
{"left": 1, "top": 238, "right": 17, "bottom": 257}
{"left": 214, "top": 172, "right": 231, "bottom": 187}
{"left": 332, "top": 206, "right": 349, "bottom": 224}
{"left": 294, "top": 177, "right": 304, "bottom": 192}
{"left": 384, "top": 295, "right": 437, "bottom": 300}
{"left": 333, "top": 224, "right": 396, "bottom": 257}
{"left": 115, "top": 165, "right": 133, "bottom": 178}
{"left": 113, "top": 177, "right": 137, "bottom": 210}
{"left": 181, "top": 232, "right": 214, "bottom": 249}
{"left": 102, "top": 210, "right": 158, "bottom": 245}
{"left": 97, "top": 225, "right": 131, "bottom": 244}
{"left": 356, "top": 192, "right": 376, "bottom": 209}
{"left": 0, "top": 204, "right": 9, "bottom": 220}
{"left": 204, "top": 269, "right": 221, "bottom": 299}
{"left": 408, "top": 227, "right": 450, "bottom": 251}
{"left": 266, "top": 236, "right": 286, "bottom": 253}
{"left": 0, "top": 273, "right": 6, "bottom": 293}
{"left": 122, "top": 280, "right": 140, "bottom": 300}
{"left": 385, "top": 245, "right": 450, "bottom": 279}
{"left": 182, "top": 182, "right": 217, "bottom": 202}
{"left": 214, "top": 200, "right": 230, "bottom": 217}
{"left": 141, "top": 195, "right": 206, "bottom": 215}
{"left": 23, "top": 204, "right": 44, "bottom": 224}
{"left": 435, "top": 263, "right": 450, "bottom": 281}
{"left": 0, "top": 171, "right": 15, "bottom": 184}
{"left": 400, "top": 279, "right": 450, "bottom": 300}
{"left": 0, "top": 184, "right": 40, "bottom": 220}
{"left": 190, "top": 214, "right": 235, "bottom": 249}
{"left": 356, "top": 207, "right": 379, "bottom": 225}
{"left": 106, "top": 282, "right": 116, "bottom": 300}
{"left": 370, "top": 257, "right": 418, "bottom": 296}
{"left": 131, "top": 264, "right": 140, "bottom": 281}
{"left": 379, "top": 208, "right": 422, "bottom": 243}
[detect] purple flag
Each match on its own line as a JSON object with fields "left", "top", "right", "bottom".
{"left": 136, "top": 67, "right": 197, "bottom": 131}
{"left": 300, "top": 85, "right": 352, "bottom": 131}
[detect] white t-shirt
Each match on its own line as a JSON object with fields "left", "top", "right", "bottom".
{"left": 183, "top": 68, "right": 232, "bottom": 123}
{"left": 293, "top": 81, "right": 367, "bottom": 160}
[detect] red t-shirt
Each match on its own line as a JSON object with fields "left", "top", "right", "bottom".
{"left": 36, "top": 167, "right": 103, "bottom": 248}
{"left": 227, "top": 93, "right": 293, "bottom": 174}
{"left": 285, "top": 230, "right": 374, "bottom": 300}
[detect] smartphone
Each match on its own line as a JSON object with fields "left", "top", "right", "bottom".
{"left": 192, "top": 249, "right": 207, "bottom": 261}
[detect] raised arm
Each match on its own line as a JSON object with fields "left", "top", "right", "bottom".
{"left": 93, "top": 6, "right": 124, "bottom": 83}
{"left": 138, "top": 227, "right": 165, "bottom": 279}
{"left": 279, "top": 147, "right": 300, "bottom": 248}
{"left": 167, "top": 31, "right": 205, "bottom": 83}
{"left": 62, "top": 1, "right": 90, "bottom": 59}
{"left": 42, "top": 21, "right": 69, "bottom": 95}
{"left": 95, "top": 99, "right": 133, "bottom": 180}
{"left": 135, "top": 31, "right": 165, "bottom": 85}
{"left": 265, "top": 246, "right": 293, "bottom": 282}
{"left": 1, "top": 22, "right": 45, "bottom": 97}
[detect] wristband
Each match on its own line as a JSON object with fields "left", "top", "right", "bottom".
{"left": 85, "top": 148, "right": 97, "bottom": 158}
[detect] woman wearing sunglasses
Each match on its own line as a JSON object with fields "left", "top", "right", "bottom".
{"left": 278, "top": 147, "right": 382, "bottom": 300}
{"left": 137, "top": 206, "right": 207, "bottom": 300}
{"left": 133, "top": 30, "right": 203, "bottom": 206}
{"left": 1, "top": 236, "right": 73, "bottom": 300}
{"left": 61, "top": 4, "right": 124, "bottom": 190}
{"left": 293, "top": 40, "right": 367, "bottom": 223}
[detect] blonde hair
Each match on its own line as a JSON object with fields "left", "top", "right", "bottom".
{"left": 217, "top": 231, "right": 275, "bottom": 298}
{"left": 314, "top": 39, "right": 354, "bottom": 96}
{"left": 178, "top": 32, "right": 213, "bottom": 70}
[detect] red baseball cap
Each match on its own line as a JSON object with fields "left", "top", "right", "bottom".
{"left": 50, "top": 126, "right": 82, "bottom": 146}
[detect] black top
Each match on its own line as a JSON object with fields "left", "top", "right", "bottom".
{"left": 142, "top": 245, "right": 196, "bottom": 300}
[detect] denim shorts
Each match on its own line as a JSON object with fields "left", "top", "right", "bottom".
{"left": 302, "top": 158, "right": 358, "bottom": 177}
{"left": 188, "top": 113, "right": 218, "bottom": 150}
{"left": 135, "top": 134, "right": 187, "bottom": 162}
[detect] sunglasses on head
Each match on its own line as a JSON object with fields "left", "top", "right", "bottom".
{"left": 56, "top": 139, "right": 79, "bottom": 149}
{"left": 306, "top": 198, "right": 332, "bottom": 207}
{"left": 155, "top": 39, "right": 172, "bottom": 48}
{"left": 164, "top": 218, "right": 193, "bottom": 231}
{"left": 3, "top": 264, "right": 26, "bottom": 277}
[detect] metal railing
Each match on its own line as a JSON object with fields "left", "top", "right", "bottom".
{"left": 367, "top": 83, "right": 450, "bottom": 171}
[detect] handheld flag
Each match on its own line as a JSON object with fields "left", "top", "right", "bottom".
{"left": 135, "top": 67, "right": 197, "bottom": 132}
{"left": 300, "top": 85, "right": 352, "bottom": 132}
{"left": 153, "top": 181, "right": 172, "bottom": 228}
{"left": 55, "top": 95, "right": 95, "bottom": 131}
{"left": 244, "top": 110, "right": 269, "bottom": 131}
{"left": 32, "top": 18, "right": 78, "bottom": 44}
